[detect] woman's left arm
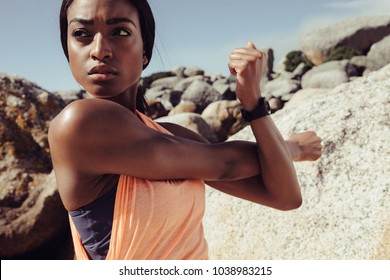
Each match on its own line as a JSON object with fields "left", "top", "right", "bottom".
{"left": 208, "top": 130, "right": 322, "bottom": 209}
{"left": 160, "top": 122, "right": 322, "bottom": 210}
{"left": 226, "top": 42, "right": 301, "bottom": 210}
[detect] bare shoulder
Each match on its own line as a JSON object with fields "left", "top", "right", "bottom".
{"left": 48, "top": 98, "right": 141, "bottom": 178}
{"left": 50, "top": 99, "right": 130, "bottom": 134}
{"left": 48, "top": 98, "right": 141, "bottom": 151}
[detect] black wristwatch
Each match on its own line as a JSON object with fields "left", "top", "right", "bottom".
{"left": 240, "top": 97, "right": 271, "bottom": 122}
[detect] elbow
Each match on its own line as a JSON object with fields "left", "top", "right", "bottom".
{"left": 279, "top": 196, "right": 302, "bottom": 211}
{"left": 271, "top": 178, "right": 302, "bottom": 211}
{"left": 271, "top": 189, "right": 303, "bottom": 211}
{"left": 276, "top": 195, "right": 302, "bottom": 211}
{"left": 293, "top": 196, "right": 303, "bottom": 210}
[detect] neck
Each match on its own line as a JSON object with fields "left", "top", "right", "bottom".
{"left": 86, "top": 87, "right": 138, "bottom": 113}
{"left": 107, "top": 91, "right": 138, "bottom": 112}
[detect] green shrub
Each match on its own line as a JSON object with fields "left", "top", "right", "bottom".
{"left": 284, "top": 50, "right": 312, "bottom": 72}
{"left": 326, "top": 46, "right": 361, "bottom": 62}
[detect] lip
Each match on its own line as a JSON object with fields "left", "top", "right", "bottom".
{"left": 88, "top": 65, "right": 118, "bottom": 81}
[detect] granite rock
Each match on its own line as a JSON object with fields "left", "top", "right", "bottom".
{"left": 203, "top": 64, "right": 390, "bottom": 259}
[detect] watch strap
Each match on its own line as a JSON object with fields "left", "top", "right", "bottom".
{"left": 240, "top": 97, "right": 270, "bottom": 122}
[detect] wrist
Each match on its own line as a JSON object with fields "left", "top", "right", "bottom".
{"left": 286, "top": 140, "right": 302, "bottom": 161}
{"left": 237, "top": 87, "right": 261, "bottom": 111}
{"left": 240, "top": 95, "right": 260, "bottom": 111}
{"left": 240, "top": 97, "right": 270, "bottom": 122}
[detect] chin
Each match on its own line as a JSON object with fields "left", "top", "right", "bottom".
{"left": 84, "top": 84, "right": 119, "bottom": 98}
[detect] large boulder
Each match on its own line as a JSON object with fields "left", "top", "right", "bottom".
{"left": 203, "top": 64, "right": 390, "bottom": 259}
{"left": 183, "top": 66, "right": 205, "bottom": 77}
{"left": 181, "top": 80, "right": 223, "bottom": 112}
{"left": 150, "top": 76, "right": 183, "bottom": 89}
{"left": 301, "top": 15, "right": 390, "bottom": 65}
{"left": 364, "top": 35, "right": 390, "bottom": 74}
{"left": 262, "top": 75, "right": 301, "bottom": 98}
{"left": 0, "top": 172, "right": 71, "bottom": 259}
{"left": 174, "top": 75, "right": 205, "bottom": 92}
{"left": 301, "top": 60, "right": 358, "bottom": 89}
{"left": 0, "top": 73, "right": 69, "bottom": 258}
{"left": 201, "top": 100, "right": 245, "bottom": 142}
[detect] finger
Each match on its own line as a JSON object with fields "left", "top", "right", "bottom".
{"left": 228, "top": 61, "right": 239, "bottom": 75}
{"left": 232, "top": 48, "right": 264, "bottom": 59}
{"left": 228, "top": 61, "right": 243, "bottom": 75}
{"left": 228, "top": 63, "right": 237, "bottom": 75}
{"left": 230, "top": 52, "right": 259, "bottom": 63}
{"left": 228, "top": 60, "right": 249, "bottom": 75}
{"left": 247, "top": 41, "right": 256, "bottom": 50}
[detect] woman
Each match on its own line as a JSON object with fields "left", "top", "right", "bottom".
{"left": 49, "top": 0, "right": 322, "bottom": 260}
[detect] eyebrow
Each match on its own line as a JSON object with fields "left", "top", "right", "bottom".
{"left": 69, "top": 17, "right": 136, "bottom": 26}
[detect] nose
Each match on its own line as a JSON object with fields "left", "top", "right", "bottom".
{"left": 90, "top": 33, "right": 112, "bottom": 61}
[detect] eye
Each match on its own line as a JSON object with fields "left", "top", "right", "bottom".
{"left": 71, "top": 29, "right": 90, "bottom": 38}
{"left": 112, "top": 28, "right": 131, "bottom": 37}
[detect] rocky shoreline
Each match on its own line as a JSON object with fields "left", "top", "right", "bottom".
{"left": 1, "top": 15, "right": 389, "bottom": 259}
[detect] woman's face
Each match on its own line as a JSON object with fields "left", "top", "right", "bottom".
{"left": 67, "top": 0, "right": 145, "bottom": 99}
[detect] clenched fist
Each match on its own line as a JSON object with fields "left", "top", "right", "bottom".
{"left": 228, "top": 41, "right": 267, "bottom": 111}
{"left": 287, "top": 131, "right": 323, "bottom": 162}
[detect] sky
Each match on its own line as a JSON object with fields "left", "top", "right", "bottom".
{"left": 0, "top": 0, "right": 389, "bottom": 92}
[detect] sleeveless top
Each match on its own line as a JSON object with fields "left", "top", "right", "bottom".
{"left": 68, "top": 111, "right": 209, "bottom": 260}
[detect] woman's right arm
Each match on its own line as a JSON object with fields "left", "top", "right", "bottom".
{"left": 48, "top": 98, "right": 261, "bottom": 182}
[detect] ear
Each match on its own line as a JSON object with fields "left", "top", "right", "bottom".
{"left": 142, "top": 56, "right": 149, "bottom": 65}
{"left": 143, "top": 55, "right": 149, "bottom": 65}
{"left": 143, "top": 50, "right": 149, "bottom": 65}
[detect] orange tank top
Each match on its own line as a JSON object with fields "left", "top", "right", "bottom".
{"left": 69, "top": 111, "right": 208, "bottom": 260}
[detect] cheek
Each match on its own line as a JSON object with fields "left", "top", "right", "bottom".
{"left": 124, "top": 38, "right": 145, "bottom": 66}
{"left": 122, "top": 49, "right": 144, "bottom": 75}
{"left": 68, "top": 58, "right": 82, "bottom": 84}
{"left": 67, "top": 37, "right": 78, "bottom": 61}
{"left": 67, "top": 43, "right": 86, "bottom": 81}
